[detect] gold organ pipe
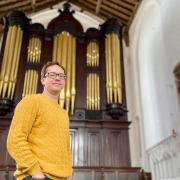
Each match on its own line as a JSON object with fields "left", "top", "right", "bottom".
{"left": 94, "top": 43, "right": 97, "bottom": 67}
{"left": 71, "top": 37, "right": 76, "bottom": 114}
{"left": 34, "top": 71, "right": 38, "bottom": 93}
{"left": 87, "top": 74, "right": 89, "bottom": 109}
{"left": 22, "top": 70, "right": 38, "bottom": 97}
{"left": 61, "top": 32, "right": 68, "bottom": 67}
{"left": 57, "top": 35, "right": 62, "bottom": 63}
{"left": 93, "top": 43, "right": 96, "bottom": 67}
{"left": 65, "top": 35, "right": 71, "bottom": 112}
{"left": 86, "top": 42, "right": 99, "bottom": 68}
{"left": 38, "top": 39, "right": 41, "bottom": 63}
{"left": 27, "top": 39, "right": 30, "bottom": 62}
{"left": 35, "top": 38, "right": 38, "bottom": 63}
{"left": 32, "top": 38, "right": 35, "bottom": 62}
{"left": 93, "top": 43, "right": 95, "bottom": 67}
{"left": 87, "top": 43, "right": 90, "bottom": 66}
{"left": 92, "top": 73, "right": 95, "bottom": 110}
{"left": 32, "top": 70, "right": 36, "bottom": 94}
{"left": 97, "top": 43, "right": 99, "bottom": 67}
{"left": 91, "top": 43, "right": 94, "bottom": 67}
{"left": 30, "top": 70, "right": 34, "bottom": 94}
{"left": 95, "top": 43, "right": 97, "bottom": 67}
{"left": 91, "top": 73, "right": 93, "bottom": 110}
{"left": 59, "top": 32, "right": 68, "bottom": 107}
{"left": 29, "top": 38, "right": 33, "bottom": 62}
{"left": 27, "top": 37, "right": 42, "bottom": 63}
{"left": 90, "top": 73, "right": 92, "bottom": 110}
{"left": 23, "top": 71, "right": 28, "bottom": 97}
{"left": 105, "top": 32, "right": 123, "bottom": 104}
{"left": 89, "top": 43, "right": 91, "bottom": 66}
{"left": 111, "top": 33, "right": 118, "bottom": 103}
{"left": 0, "top": 26, "right": 12, "bottom": 96}
{"left": 107, "top": 35, "right": 113, "bottom": 103}
{"left": 11, "top": 29, "right": 23, "bottom": 99}
{"left": 31, "top": 70, "right": 35, "bottom": 94}
{"left": 26, "top": 70, "right": 30, "bottom": 95}
{"left": 94, "top": 73, "right": 97, "bottom": 110}
{"left": 114, "top": 33, "right": 122, "bottom": 103}
{"left": 32, "top": 38, "right": 35, "bottom": 63}
{"left": 34, "top": 38, "right": 37, "bottom": 63}
{"left": 90, "top": 43, "right": 93, "bottom": 67}
{"left": 88, "top": 73, "right": 91, "bottom": 109}
{"left": 37, "top": 38, "right": 41, "bottom": 63}
{"left": 34, "top": 38, "right": 38, "bottom": 63}
{"left": 91, "top": 73, "right": 94, "bottom": 110}
{"left": 3, "top": 26, "right": 17, "bottom": 98}
{"left": 28, "top": 70, "right": 33, "bottom": 95}
{"left": 30, "top": 38, "right": 34, "bottom": 62}
{"left": 60, "top": 34, "right": 65, "bottom": 64}
{"left": 105, "top": 37, "right": 109, "bottom": 103}
{"left": 8, "top": 26, "right": 21, "bottom": 99}
{"left": 97, "top": 74, "right": 100, "bottom": 110}
{"left": 52, "top": 35, "right": 57, "bottom": 61}
{"left": 33, "top": 71, "right": 37, "bottom": 93}
{"left": 52, "top": 31, "right": 77, "bottom": 114}
{"left": 22, "top": 71, "right": 28, "bottom": 97}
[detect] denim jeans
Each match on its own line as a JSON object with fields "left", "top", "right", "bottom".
{"left": 23, "top": 176, "right": 50, "bottom": 180}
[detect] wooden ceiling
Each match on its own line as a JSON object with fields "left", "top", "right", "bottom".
{"left": 0, "top": 0, "right": 142, "bottom": 31}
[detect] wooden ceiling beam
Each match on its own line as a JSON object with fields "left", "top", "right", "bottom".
{"left": 70, "top": 1, "right": 96, "bottom": 14}
{"left": 109, "top": 0, "right": 134, "bottom": 10}
{"left": 122, "top": 0, "right": 137, "bottom": 5}
{"left": 0, "top": 0, "right": 20, "bottom": 6}
{"left": 70, "top": 1, "right": 106, "bottom": 20}
{"left": 101, "top": 4, "right": 130, "bottom": 20}
{"left": 102, "top": 0, "right": 132, "bottom": 16}
{"left": 100, "top": 10, "right": 127, "bottom": 25}
{"left": 0, "top": 1, "right": 31, "bottom": 12}
{"left": 35, "top": 0, "right": 52, "bottom": 7}
{"left": 78, "top": 1, "right": 96, "bottom": 11}
{"left": 96, "top": 0, "right": 103, "bottom": 14}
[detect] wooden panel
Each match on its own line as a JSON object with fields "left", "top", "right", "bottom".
{"left": 86, "top": 129, "right": 102, "bottom": 166}
{"left": 72, "top": 167, "right": 143, "bottom": 180}
{"left": 73, "top": 170, "right": 92, "bottom": 180}
{"left": 118, "top": 172, "right": 140, "bottom": 180}
{"left": 0, "top": 129, "right": 9, "bottom": 165}
{"left": 102, "top": 129, "right": 130, "bottom": 166}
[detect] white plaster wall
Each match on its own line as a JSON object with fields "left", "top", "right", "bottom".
{"left": 29, "top": 2, "right": 104, "bottom": 31}
{"left": 127, "top": 0, "right": 180, "bottom": 170}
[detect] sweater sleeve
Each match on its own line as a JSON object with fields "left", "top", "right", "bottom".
{"left": 7, "top": 96, "right": 41, "bottom": 175}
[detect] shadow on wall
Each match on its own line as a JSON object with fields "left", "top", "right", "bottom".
{"left": 173, "top": 62, "right": 180, "bottom": 104}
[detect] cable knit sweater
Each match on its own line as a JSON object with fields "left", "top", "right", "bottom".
{"left": 7, "top": 94, "right": 72, "bottom": 180}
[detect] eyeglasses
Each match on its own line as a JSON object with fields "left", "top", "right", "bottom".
{"left": 45, "top": 72, "right": 66, "bottom": 80}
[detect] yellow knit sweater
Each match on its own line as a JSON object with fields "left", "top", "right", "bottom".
{"left": 7, "top": 94, "right": 72, "bottom": 180}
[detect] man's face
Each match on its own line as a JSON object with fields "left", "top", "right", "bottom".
{"left": 41, "top": 65, "right": 66, "bottom": 95}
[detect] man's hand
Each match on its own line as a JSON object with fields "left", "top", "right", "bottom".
{"left": 32, "top": 171, "right": 45, "bottom": 178}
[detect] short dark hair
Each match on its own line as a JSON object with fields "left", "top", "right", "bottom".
{"left": 41, "top": 61, "right": 66, "bottom": 78}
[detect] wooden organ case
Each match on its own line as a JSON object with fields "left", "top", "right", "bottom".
{"left": 0, "top": 3, "right": 147, "bottom": 180}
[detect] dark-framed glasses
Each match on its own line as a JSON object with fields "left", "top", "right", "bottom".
{"left": 45, "top": 72, "right": 66, "bottom": 80}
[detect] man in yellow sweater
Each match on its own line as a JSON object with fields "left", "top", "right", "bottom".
{"left": 7, "top": 62, "right": 73, "bottom": 180}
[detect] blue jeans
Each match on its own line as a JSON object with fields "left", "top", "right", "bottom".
{"left": 23, "top": 177, "right": 50, "bottom": 180}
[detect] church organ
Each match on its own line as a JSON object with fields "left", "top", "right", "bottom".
{"left": 0, "top": 2, "right": 148, "bottom": 180}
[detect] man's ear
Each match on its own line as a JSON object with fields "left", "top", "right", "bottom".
{"left": 41, "top": 78, "right": 45, "bottom": 86}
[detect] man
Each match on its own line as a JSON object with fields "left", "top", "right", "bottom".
{"left": 7, "top": 61, "right": 72, "bottom": 180}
